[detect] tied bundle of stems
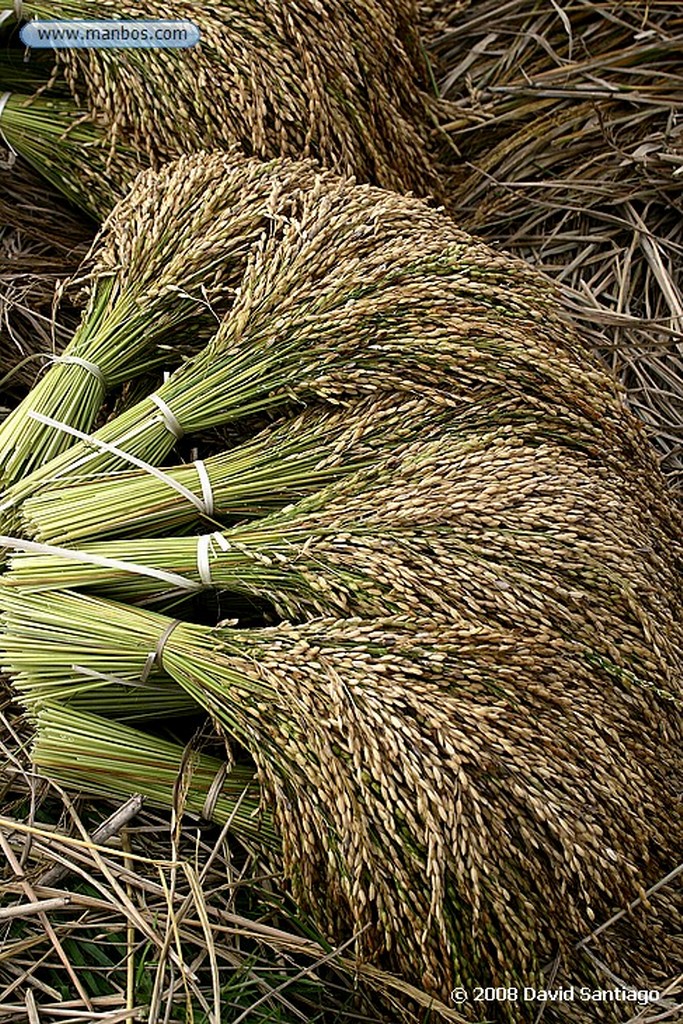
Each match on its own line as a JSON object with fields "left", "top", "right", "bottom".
{"left": 0, "top": 92, "right": 135, "bottom": 219}
{"left": 0, "top": 153, "right": 330, "bottom": 487}
{"left": 20, "top": 394, "right": 460, "bottom": 544}
{"left": 17, "top": 390, "right": 557, "bottom": 545}
{"left": 31, "top": 704, "right": 277, "bottom": 849}
{"left": 19, "top": 384, "right": 672, "bottom": 546}
{"left": 0, "top": 587, "right": 679, "bottom": 1001}
{"left": 19, "top": 0, "right": 439, "bottom": 200}
{"left": 0, "top": 166, "right": 659, "bottom": 520}
{"left": 7, "top": 431, "right": 683, "bottom": 694}
{"left": 0, "top": 565, "right": 195, "bottom": 717}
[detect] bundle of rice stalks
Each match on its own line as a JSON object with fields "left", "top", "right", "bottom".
{"left": 8, "top": 431, "right": 683, "bottom": 695}
{"left": 1, "top": 587, "right": 679, "bottom": 1007}
{"left": 31, "top": 704, "right": 276, "bottom": 848}
{"left": 19, "top": 386, "right": 623, "bottom": 546}
{"left": 21, "top": 394, "right": 463, "bottom": 544}
{"left": 0, "top": 92, "right": 134, "bottom": 219}
{"left": 428, "top": 0, "right": 683, "bottom": 486}
{"left": 0, "top": 158, "right": 658, "bottom": 524}
{"left": 0, "top": 152, "right": 331, "bottom": 487}
{"left": 13, "top": 0, "right": 439, "bottom": 206}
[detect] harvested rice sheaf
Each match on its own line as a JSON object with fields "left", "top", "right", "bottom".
{"left": 1, "top": 154, "right": 667, "bottom": 540}
{"left": 8, "top": 431, "right": 683, "bottom": 696}
{"left": 9, "top": 0, "right": 440, "bottom": 209}
{"left": 0, "top": 155, "right": 666, "bottom": 523}
{"left": 0, "top": 588, "right": 679, "bottom": 1013}
{"left": 0, "top": 152, "right": 325, "bottom": 484}
{"left": 32, "top": 705, "right": 275, "bottom": 846}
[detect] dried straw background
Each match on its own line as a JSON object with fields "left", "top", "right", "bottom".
{"left": 424, "top": 0, "right": 683, "bottom": 490}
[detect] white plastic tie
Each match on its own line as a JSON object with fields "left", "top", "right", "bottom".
{"left": 27, "top": 412, "right": 206, "bottom": 512}
{"left": 72, "top": 664, "right": 149, "bottom": 690}
{"left": 140, "top": 618, "right": 183, "bottom": 683}
{"left": 47, "top": 354, "right": 106, "bottom": 387}
{"left": 194, "top": 460, "right": 214, "bottom": 516}
{"left": 0, "top": 92, "right": 12, "bottom": 120}
{"left": 196, "top": 531, "right": 231, "bottom": 586}
{"left": 150, "top": 393, "right": 184, "bottom": 440}
{"left": 201, "top": 762, "right": 229, "bottom": 820}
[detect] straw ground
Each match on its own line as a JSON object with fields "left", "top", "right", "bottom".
{"left": 425, "top": 0, "right": 683, "bottom": 490}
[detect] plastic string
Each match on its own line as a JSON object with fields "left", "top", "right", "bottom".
{"left": 202, "top": 763, "right": 229, "bottom": 820}
{"left": 150, "top": 393, "right": 184, "bottom": 440}
{"left": 196, "top": 531, "right": 231, "bottom": 586}
{"left": 140, "top": 618, "right": 183, "bottom": 684}
{"left": 46, "top": 354, "right": 106, "bottom": 387}
{"left": 194, "top": 460, "right": 214, "bottom": 516}
{"left": 24, "top": 412, "right": 207, "bottom": 512}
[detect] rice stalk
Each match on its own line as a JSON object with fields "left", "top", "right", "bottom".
{"left": 1, "top": 587, "right": 679, "bottom": 1007}
{"left": 14, "top": 0, "right": 439, "bottom": 203}
{"left": 0, "top": 152, "right": 329, "bottom": 486}
{"left": 0, "top": 92, "right": 135, "bottom": 219}
{"left": 31, "top": 704, "right": 277, "bottom": 849}
{"left": 0, "top": 164, "right": 659, "bottom": 525}
{"left": 8, "top": 431, "right": 682, "bottom": 696}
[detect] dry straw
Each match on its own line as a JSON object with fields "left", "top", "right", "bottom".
{"left": 16, "top": 0, "right": 439, "bottom": 204}
{"left": 428, "top": 0, "right": 683, "bottom": 487}
{"left": 7, "top": 431, "right": 683, "bottom": 697}
{"left": 0, "top": 587, "right": 679, "bottom": 1003}
{"left": 0, "top": 158, "right": 661, "bottom": 523}
{"left": 0, "top": 158, "right": 93, "bottom": 393}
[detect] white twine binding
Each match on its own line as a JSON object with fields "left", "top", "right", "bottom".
{"left": 196, "top": 531, "right": 231, "bottom": 586}
{"left": 140, "top": 618, "right": 183, "bottom": 684}
{"left": 150, "top": 393, "right": 184, "bottom": 440}
{"left": 46, "top": 354, "right": 106, "bottom": 387}
{"left": 0, "top": 534, "right": 200, "bottom": 592}
{"left": 72, "top": 664, "right": 151, "bottom": 690}
{"left": 23, "top": 412, "right": 208, "bottom": 514}
{"left": 194, "top": 460, "right": 214, "bottom": 517}
{"left": 202, "top": 763, "right": 229, "bottom": 820}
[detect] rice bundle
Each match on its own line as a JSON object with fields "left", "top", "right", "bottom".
{"left": 14, "top": 0, "right": 439, "bottom": 206}
{"left": 20, "top": 394, "right": 462, "bottom": 544}
{"left": 18, "top": 386, "right": 622, "bottom": 546}
{"left": 428, "top": 0, "right": 683, "bottom": 484}
{"left": 0, "top": 152, "right": 329, "bottom": 486}
{"left": 0, "top": 161, "right": 659, "bottom": 524}
{"left": 32, "top": 704, "right": 276, "bottom": 849}
{"left": 0, "top": 587, "right": 679, "bottom": 1003}
{"left": 0, "top": 92, "right": 134, "bottom": 219}
{"left": 7, "top": 431, "right": 683, "bottom": 696}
